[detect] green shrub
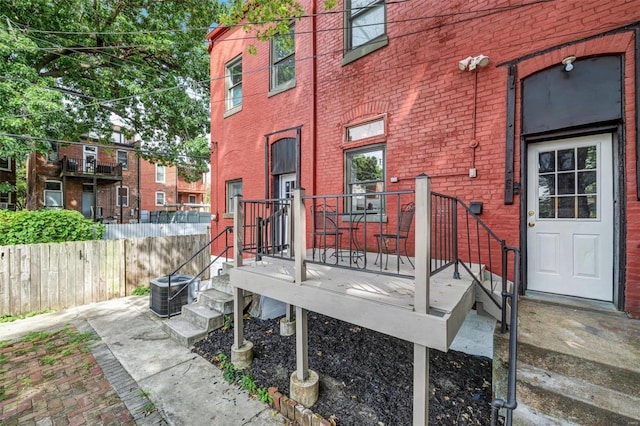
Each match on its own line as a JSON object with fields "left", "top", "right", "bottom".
{"left": 0, "top": 209, "right": 105, "bottom": 245}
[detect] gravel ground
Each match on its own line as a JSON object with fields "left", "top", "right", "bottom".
{"left": 193, "top": 312, "right": 495, "bottom": 425}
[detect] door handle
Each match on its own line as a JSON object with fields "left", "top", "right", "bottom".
{"left": 528, "top": 222, "right": 535, "bottom": 227}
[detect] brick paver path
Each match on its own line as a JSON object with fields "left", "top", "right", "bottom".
{"left": 0, "top": 326, "right": 136, "bottom": 425}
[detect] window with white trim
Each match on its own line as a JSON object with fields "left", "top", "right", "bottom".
{"left": 156, "top": 164, "right": 165, "bottom": 182}
{"left": 344, "top": 0, "right": 387, "bottom": 64}
{"left": 116, "top": 186, "right": 129, "bottom": 207}
{"left": 155, "top": 191, "right": 165, "bottom": 206}
{"left": 188, "top": 194, "right": 197, "bottom": 204}
{"left": 225, "top": 56, "right": 242, "bottom": 113}
{"left": 46, "top": 142, "right": 59, "bottom": 162}
{"left": 226, "top": 179, "right": 242, "bottom": 214}
{"left": 270, "top": 25, "right": 295, "bottom": 93}
{"left": 44, "top": 180, "right": 63, "bottom": 208}
{"left": 117, "top": 150, "right": 128, "bottom": 169}
{"left": 345, "top": 145, "right": 385, "bottom": 212}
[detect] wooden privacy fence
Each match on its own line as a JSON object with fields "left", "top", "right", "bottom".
{"left": 0, "top": 234, "right": 210, "bottom": 316}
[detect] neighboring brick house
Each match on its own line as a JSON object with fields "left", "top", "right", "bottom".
{"left": 26, "top": 130, "right": 139, "bottom": 223}
{"left": 138, "top": 159, "right": 178, "bottom": 212}
{"left": 208, "top": 1, "right": 640, "bottom": 318}
{"left": 177, "top": 174, "right": 208, "bottom": 207}
{"left": 0, "top": 157, "right": 17, "bottom": 210}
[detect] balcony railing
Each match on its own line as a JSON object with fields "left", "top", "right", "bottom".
{"left": 60, "top": 156, "right": 123, "bottom": 179}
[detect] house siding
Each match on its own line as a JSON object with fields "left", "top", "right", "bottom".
{"left": 208, "top": 1, "right": 640, "bottom": 317}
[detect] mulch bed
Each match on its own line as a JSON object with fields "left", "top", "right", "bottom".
{"left": 193, "top": 312, "right": 494, "bottom": 425}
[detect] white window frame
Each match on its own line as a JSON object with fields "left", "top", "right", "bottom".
{"left": 44, "top": 180, "right": 63, "bottom": 208}
{"left": 225, "top": 179, "right": 243, "bottom": 216}
{"left": 269, "top": 24, "right": 296, "bottom": 95}
{"left": 343, "top": 0, "right": 388, "bottom": 65}
{"left": 0, "top": 157, "right": 10, "bottom": 171}
{"left": 225, "top": 56, "right": 243, "bottom": 116}
{"left": 346, "top": 117, "right": 386, "bottom": 142}
{"left": 345, "top": 144, "right": 386, "bottom": 214}
{"left": 111, "top": 131, "right": 124, "bottom": 144}
{"left": 116, "top": 186, "right": 129, "bottom": 207}
{"left": 156, "top": 164, "right": 165, "bottom": 183}
{"left": 188, "top": 194, "right": 197, "bottom": 204}
{"left": 117, "top": 150, "right": 128, "bottom": 170}
{"left": 155, "top": 191, "right": 165, "bottom": 206}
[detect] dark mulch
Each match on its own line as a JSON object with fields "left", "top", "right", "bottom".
{"left": 193, "top": 312, "right": 493, "bottom": 425}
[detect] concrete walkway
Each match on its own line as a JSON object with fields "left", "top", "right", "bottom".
{"left": 0, "top": 296, "right": 285, "bottom": 426}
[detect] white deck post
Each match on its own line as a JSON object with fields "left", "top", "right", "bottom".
{"left": 293, "top": 188, "right": 307, "bottom": 284}
{"left": 231, "top": 194, "right": 252, "bottom": 368}
{"left": 233, "top": 194, "right": 244, "bottom": 348}
{"left": 414, "top": 174, "right": 431, "bottom": 426}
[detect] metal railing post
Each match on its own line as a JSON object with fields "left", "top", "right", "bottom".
{"left": 233, "top": 194, "right": 244, "bottom": 268}
{"left": 452, "top": 200, "right": 460, "bottom": 279}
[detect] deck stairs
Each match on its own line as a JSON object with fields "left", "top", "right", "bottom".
{"left": 493, "top": 298, "right": 640, "bottom": 425}
{"left": 161, "top": 262, "right": 251, "bottom": 348}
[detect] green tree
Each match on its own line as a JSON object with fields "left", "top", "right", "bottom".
{"left": 0, "top": 0, "right": 224, "bottom": 182}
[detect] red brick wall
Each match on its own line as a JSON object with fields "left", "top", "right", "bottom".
{"left": 138, "top": 159, "right": 178, "bottom": 212}
{"left": 208, "top": 1, "right": 640, "bottom": 317}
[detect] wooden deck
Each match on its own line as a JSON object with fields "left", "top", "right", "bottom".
{"left": 230, "top": 254, "right": 476, "bottom": 352}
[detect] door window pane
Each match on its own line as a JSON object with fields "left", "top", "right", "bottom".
{"left": 578, "top": 171, "right": 596, "bottom": 194}
{"left": 538, "top": 151, "right": 555, "bottom": 173}
{"left": 557, "top": 172, "right": 575, "bottom": 195}
{"left": 577, "top": 146, "right": 597, "bottom": 169}
{"left": 557, "top": 197, "right": 575, "bottom": 218}
{"left": 557, "top": 149, "right": 575, "bottom": 171}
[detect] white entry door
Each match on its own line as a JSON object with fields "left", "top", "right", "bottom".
{"left": 83, "top": 145, "right": 97, "bottom": 172}
{"left": 527, "top": 134, "right": 613, "bottom": 301}
{"left": 277, "top": 174, "right": 296, "bottom": 250}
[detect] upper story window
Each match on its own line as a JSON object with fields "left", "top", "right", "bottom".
{"left": 0, "top": 157, "right": 10, "bottom": 171}
{"left": 117, "top": 150, "right": 128, "bottom": 170}
{"left": 270, "top": 25, "right": 296, "bottom": 94}
{"left": 46, "top": 142, "right": 59, "bottom": 162}
{"left": 188, "top": 194, "right": 197, "bottom": 204}
{"left": 225, "top": 56, "right": 243, "bottom": 115}
{"left": 156, "top": 164, "right": 165, "bottom": 183}
{"left": 111, "top": 131, "right": 124, "bottom": 144}
{"left": 343, "top": 0, "right": 387, "bottom": 65}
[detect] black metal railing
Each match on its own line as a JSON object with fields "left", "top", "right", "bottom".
{"left": 166, "top": 226, "right": 233, "bottom": 319}
{"left": 491, "top": 248, "right": 520, "bottom": 426}
{"left": 241, "top": 198, "right": 293, "bottom": 260}
{"left": 451, "top": 198, "right": 520, "bottom": 425}
{"left": 60, "top": 156, "right": 123, "bottom": 178}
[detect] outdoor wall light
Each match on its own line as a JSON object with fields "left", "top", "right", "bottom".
{"left": 562, "top": 55, "right": 576, "bottom": 72}
{"left": 458, "top": 55, "right": 490, "bottom": 71}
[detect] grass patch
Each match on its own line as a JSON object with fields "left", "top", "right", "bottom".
{"left": 0, "top": 309, "right": 52, "bottom": 323}
{"left": 132, "top": 285, "right": 151, "bottom": 296}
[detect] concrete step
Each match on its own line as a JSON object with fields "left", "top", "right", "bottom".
{"left": 199, "top": 288, "right": 234, "bottom": 314}
{"left": 475, "top": 273, "right": 511, "bottom": 325}
{"left": 182, "top": 303, "right": 224, "bottom": 331}
{"left": 515, "top": 363, "right": 640, "bottom": 425}
{"left": 161, "top": 317, "right": 208, "bottom": 348}
{"left": 513, "top": 339, "right": 640, "bottom": 400}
